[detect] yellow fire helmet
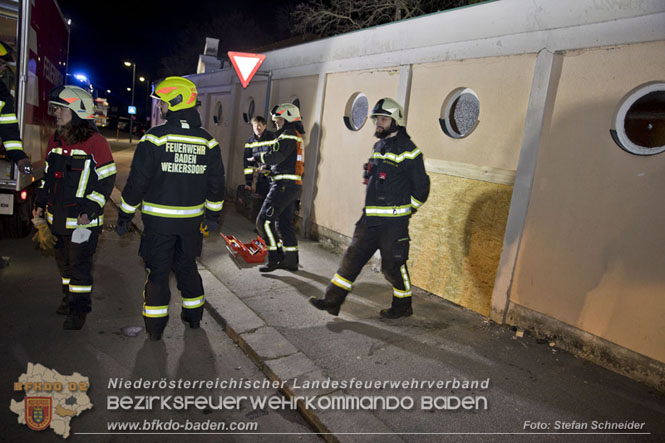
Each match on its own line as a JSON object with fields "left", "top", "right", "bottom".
{"left": 151, "top": 76, "right": 198, "bottom": 112}
{"left": 48, "top": 85, "right": 95, "bottom": 120}
{"left": 0, "top": 40, "right": 13, "bottom": 62}
{"left": 271, "top": 103, "right": 301, "bottom": 122}
{"left": 370, "top": 97, "right": 405, "bottom": 127}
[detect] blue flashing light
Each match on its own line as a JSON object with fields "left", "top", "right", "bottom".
{"left": 73, "top": 73, "right": 89, "bottom": 84}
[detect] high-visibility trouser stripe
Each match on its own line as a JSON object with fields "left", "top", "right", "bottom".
{"left": 143, "top": 304, "right": 169, "bottom": 318}
{"left": 272, "top": 174, "right": 301, "bottom": 181}
{"left": 393, "top": 287, "right": 412, "bottom": 298}
{"left": 65, "top": 216, "right": 103, "bottom": 229}
{"left": 61, "top": 277, "right": 71, "bottom": 285}
{"left": 411, "top": 196, "right": 424, "bottom": 209}
{"left": 2, "top": 140, "right": 23, "bottom": 150}
{"left": 0, "top": 114, "right": 18, "bottom": 123}
{"left": 69, "top": 284, "right": 92, "bottom": 293}
{"left": 87, "top": 191, "right": 106, "bottom": 209}
{"left": 75, "top": 159, "right": 92, "bottom": 198}
{"left": 120, "top": 196, "right": 139, "bottom": 214}
{"left": 244, "top": 168, "right": 255, "bottom": 175}
{"left": 182, "top": 295, "right": 205, "bottom": 309}
{"left": 264, "top": 220, "right": 278, "bottom": 250}
{"left": 142, "top": 202, "right": 204, "bottom": 218}
{"left": 96, "top": 163, "right": 117, "bottom": 179}
{"left": 46, "top": 210, "right": 54, "bottom": 224}
{"left": 205, "top": 200, "right": 224, "bottom": 211}
{"left": 283, "top": 246, "right": 298, "bottom": 252}
{"left": 331, "top": 273, "right": 353, "bottom": 291}
{"left": 400, "top": 264, "right": 411, "bottom": 291}
{"left": 364, "top": 205, "right": 412, "bottom": 217}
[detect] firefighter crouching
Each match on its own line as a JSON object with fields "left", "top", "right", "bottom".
{"left": 116, "top": 76, "right": 225, "bottom": 341}
{"left": 310, "top": 98, "right": 430, "bottom": 318}
{"left": 255, "top": 103, "right": 305, "bottom": 272}
{"left": 33, "top": 85, "right": 116, "bottom": 330}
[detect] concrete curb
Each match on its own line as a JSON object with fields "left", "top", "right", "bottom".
{"left": 108, "top": 188, "right": 398, "bottom": 442}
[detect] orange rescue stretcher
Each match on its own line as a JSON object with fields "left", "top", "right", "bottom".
{"left": 220, "top": 233, "right": 267, "bottom": 264}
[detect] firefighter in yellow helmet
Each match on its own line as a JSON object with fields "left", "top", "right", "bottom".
{"left": 310, "top": 98, "right": 430, "bottom": 318}
{"left": 254, "top": 103, "right": 305, "bottom": 272}
{"left": 33, "top": 85, "right": 116, "bottom": 329}
{"left": 117, "top": 76, "right": 225, "bottom": 341}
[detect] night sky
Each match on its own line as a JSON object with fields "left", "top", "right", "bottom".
{"left": 57, "top": 0, "right": 301, "bottom": 114}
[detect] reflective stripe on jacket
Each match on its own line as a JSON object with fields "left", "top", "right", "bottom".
{"left": 120, "top": 109, "right": 225, "bottom": 234}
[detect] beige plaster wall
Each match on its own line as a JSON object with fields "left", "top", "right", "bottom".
{"left": 408, "top": 54, "right": 536, "bottom": 170}
{"left": 313, "top": 68, "right": 401, "bottom": 237}
{"left": 511, "top": 41, "right": 665, "bottom": 363}
{"left": 407, "top": 55, "right": 535, "bottom": 314}
{"left": 224, "top": 75, "right": 319, "bottom": 194}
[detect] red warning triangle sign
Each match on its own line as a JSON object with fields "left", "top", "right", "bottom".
{"left": 228, "top": 51, "right": 266, "bottom": 88}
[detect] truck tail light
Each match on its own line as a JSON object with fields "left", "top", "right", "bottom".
{"left": 20, "top": 190, "right": 28, "bottom": 201}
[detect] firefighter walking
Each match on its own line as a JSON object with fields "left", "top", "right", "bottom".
{"left": 255, "top": 103, "right": 305, "bottom": 272}
{"left": 33, "top": 85, "right": 116, "bottom": 329}
{"left": 116, "top": 76, "right": 225, "bottom": 341}
{"left": 310, "top": 98, "right": 430, "bottom": 318}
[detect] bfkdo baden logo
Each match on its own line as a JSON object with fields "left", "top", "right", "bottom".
{"left": 25, "top": 397, "right": 52, "bottom": 431}
{"left": 10, "top": 363, "right": 92, "bottom": 439}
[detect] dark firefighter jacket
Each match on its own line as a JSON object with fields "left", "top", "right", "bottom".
{"left": 257, "top": 122, "right": 304, "bottom": 186}
{"left": 243, "top": 129, "right": 274, "bottom": 187}
{"left": 119, "top": 107, "right": 225, "bottom": 234}
{"left": 0, "top": 82, "right": 26, "bottom": 163}
{"left": 361, "top": 127, "right": 430, "bottom": 226}
{"left": 35, "top": 131, "right": 116, "bottom": 235}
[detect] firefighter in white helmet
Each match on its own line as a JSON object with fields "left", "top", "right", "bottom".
{"left": 310, "top": 98, "right": 430, "bottom": 318}
{"left": 33, "top": 85, "right": 116, "bottom": 330}
{"left": 254, "top": 103, "right": 305, "bottom": 272}
{"left": 117, "top": 76, "right": 225, "bottom": 341}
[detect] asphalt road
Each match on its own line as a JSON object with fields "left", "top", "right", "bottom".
{"left": 0, "top": 188, "right": 320, "bottom": 442}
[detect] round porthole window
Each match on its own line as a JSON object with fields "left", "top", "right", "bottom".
{"left": 212, "top": 101, "right": 222, "bottom": 125}
{"left": 243, "top": 98, "right": 255, "bottom": 123}
{"left": 610, "top": 82, "right": 665, "bottom": 156}
{"left": 439, "top": 88, "right": 480, "bottom": 138}
{"left": 343, "top": 92, "right": 369, "bottom": 131}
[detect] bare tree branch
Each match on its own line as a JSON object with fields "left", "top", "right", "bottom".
{"left": 291, "top": 0, "right": 483, "bottom": 37}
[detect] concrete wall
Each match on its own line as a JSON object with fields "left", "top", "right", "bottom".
{"left": 508, "top": 41, "right": 665, "bottom": 364}
{"left": 314, "top": 68, "right": 400, "bottom": 237}
{"left": 187, "top": 0, "right": 665, "bottom": 387}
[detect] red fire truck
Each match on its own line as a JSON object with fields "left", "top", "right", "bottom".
{"left": 0, "top": 0, "right": 69, "bottom": 237}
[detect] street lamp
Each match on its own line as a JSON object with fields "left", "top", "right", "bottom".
{"left": 123, "top": 61, "right": 136, "bottom": 143}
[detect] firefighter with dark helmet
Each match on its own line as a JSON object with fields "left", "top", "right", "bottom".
{"left": 255, "top": 103, "right": 305, "bottom": 272}
{"left": 116, "top": 76, "right": 225, "bottom": 341}
{"left": 310, "top": 97, "right": 430, "bottom": 318}
{"left": 33, "top": 85, "right": 116, "bottom": 330}
{"left": 0, "top": 40, "right": 31, "bottom": 176}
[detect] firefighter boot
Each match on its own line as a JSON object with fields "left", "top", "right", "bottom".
{"left": 63, "top": 311, "right": 87, "bottom": 330}
{"left": 181, "top": 311, "right": 200, "bottom": 329}
{"left": 56, "top": 285, "right": 71, "bottom": 315}
{"left": 309, "top": 285, "right": 347, "bottom": 316}
{"left": 259, "top": 250, "right": 283, "bottom": 273}
{"left": 379, "top": 298, "right": 413, "bottom": 319}
{"left": 278, "top": 251, "right": 299, "bottom": 271}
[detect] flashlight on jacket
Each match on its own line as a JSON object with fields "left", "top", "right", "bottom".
{"left": 362, "top": 162, "right": 371, "bottom": 185}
